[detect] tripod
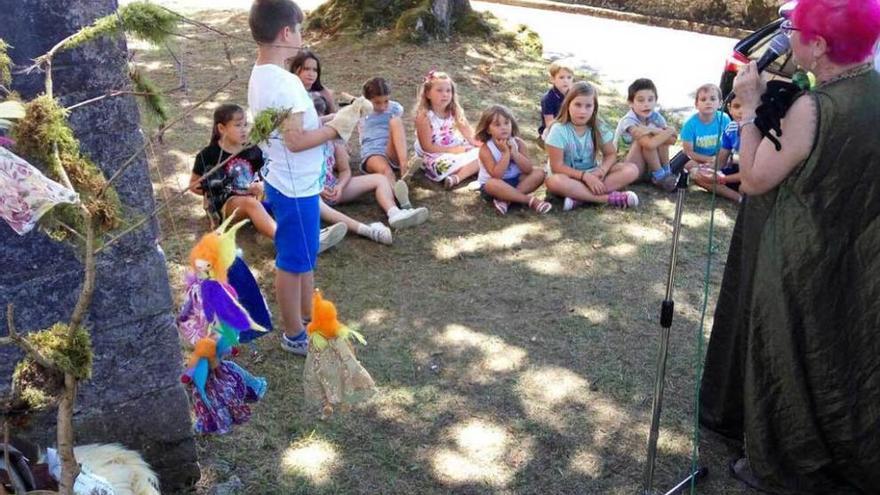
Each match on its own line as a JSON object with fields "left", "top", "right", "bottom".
{"left": 641, "top": 169, "right": 709, "bottom": 495}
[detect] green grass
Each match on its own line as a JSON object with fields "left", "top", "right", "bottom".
{"left": 138, "top": 9, "right": 749, "bottom": 494}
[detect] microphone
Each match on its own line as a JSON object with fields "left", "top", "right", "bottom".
{"left": 724, "top": 32, "right": 791, "bottom": 104}
{"left": 755, "top": 33, "right": 791, "bottom": 73}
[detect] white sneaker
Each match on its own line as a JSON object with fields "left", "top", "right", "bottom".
{"left": 563, "top": 197, "right": 583, "bottom": 211}
{"left": 393, "top": 179, "right": 412, "bottom": 209}
{"left": 367, "top": 222, "right": 393, "bottom": 245}
{"left": 318, "top": 223, "right": 347, "bottom": 253}
{"left": 388, "top": 206, "right": 429, "bottom": 229}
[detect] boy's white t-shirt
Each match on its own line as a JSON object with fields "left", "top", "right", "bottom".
{"left": 247, "top": 63, "right": 323, "bottom": 198}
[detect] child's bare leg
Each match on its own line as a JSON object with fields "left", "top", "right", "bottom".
{"left": 626, "top": 145, "right": 648, "bottom": 177}
{"left": 364, "top": 155, "right": 397, "bottom": 187}
{"left": 300, "top": 272, "right": 313, "bottom": 322}
{"left": 338, "top": 174, "right": 396, "bottom": 212}
{"left": 545, "top": 174, "right": 608, "bottom": 204}
{"left": 516, "top": 169, "right": 546, "bottom": 196}
{"left": 319, "top": 200, "right": 365, "bottom": 233}
{"left": 276, "top": 270, "right": 305, "bottom": 337}
{"left": 450, "top": 160, "right": 480, "bottom": 182}
{"left": 693, "top": 172, "right": 742, "bottom": 203}
{"left": 658, "top": 144, "right": 670, "bottom": 166}
{"left": 602, "top": 162, "right": 640, "bottom": 192}
{"left": 387, "top": 116, "right": 408, "bottom": 174}
{"left": 641, "top": 144, "right": 663, "bottom": 173}
{"left": 485, "top": 178, "right": 532, "bottom": 204}
{"left": 223, "top": 195, "right": 276, "bottom": 238}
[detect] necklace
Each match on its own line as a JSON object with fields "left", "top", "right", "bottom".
{"left": 815, "top": 63, "right": 874, "bottom": 89}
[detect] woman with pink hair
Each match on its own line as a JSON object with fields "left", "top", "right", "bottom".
{"left": 700, "top": 0, "right": 880, "bottom": 492}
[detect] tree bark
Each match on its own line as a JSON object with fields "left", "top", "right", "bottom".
{"left": 56, "top": 373, "right": 79, "bottom": 495}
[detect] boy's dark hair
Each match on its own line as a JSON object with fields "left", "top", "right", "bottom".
{"left": 362, "top": 77, "right": 391, "bottom": 100}
{"left": 249, "top": 0, "right": 304, "bottom": 44}
{"left": 627, "top": 78, "right": 657, "bottom": 102}
{"left": 211, "top": 103, "right": 245, "bottom": 144}
{"left": 290, "top": 49, "right": 324, "bottom": 91}
{"left": 311, "top": 94, "right": 329, "bottom": 117}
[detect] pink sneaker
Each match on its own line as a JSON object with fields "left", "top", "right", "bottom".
{"left": 607, "top": 191, "right": 639, "bottom": 208}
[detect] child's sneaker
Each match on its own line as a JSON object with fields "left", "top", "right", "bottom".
{"left": 393, "top": 179, "right": 412, "bottom": 209}
{"left": 388, "top": 207, "right": 429, "bottom": 229}
{"left": 318, "top": 223, "right": 347, "bottom": 253}
{"left": 367, "top": 222, "right": 393, "bottom": 245}
{"left": 651, "top": 168, "right": 678, "bottom": 192}
{"left": 280, "top": 331, "right": 308, "bottom": 356}
{"left": 607, "top": 191, "right": 639, "bottom": 208}
{"left": 563, "top": 197, "right": 583, "bottom": 211}
{"left": 493, "top": 199, "right": 509, "bottom": 215}
{"left": 528, "top": 197, "right": 552, "bottom": 214}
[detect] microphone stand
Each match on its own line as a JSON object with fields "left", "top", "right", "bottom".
{"left": 641, "top": 170, "right": 709, "bottom": 495}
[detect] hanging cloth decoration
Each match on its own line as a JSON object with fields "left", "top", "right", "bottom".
{"left": 0, "top": 146, "right": 79, "bottom": 235}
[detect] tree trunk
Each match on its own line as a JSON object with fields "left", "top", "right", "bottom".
{"left": 309, "top": 0, "right": 487, "bottom": 42}
{"left": 56, "top": 374, "right": 79, "bottom": 495}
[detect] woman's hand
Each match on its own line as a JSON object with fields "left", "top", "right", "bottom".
{"left": 581, "top": 171, "right": 606, "bottom": 195}
{"left": 733, "top": 61, "right": 766, "bottom": 114}
{"left": 247, "top": 180, "right": 264, "bottom": 197}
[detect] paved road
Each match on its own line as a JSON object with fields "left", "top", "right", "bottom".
{"left": 472, "top": 1, "right": 737, "bottom": 116}
{"left": 125, "top": 0, "right": 739, "bottom": 116}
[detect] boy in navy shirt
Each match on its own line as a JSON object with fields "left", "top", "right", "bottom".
{"left": 538, "top": 61, "right": 574, "bottom": 140}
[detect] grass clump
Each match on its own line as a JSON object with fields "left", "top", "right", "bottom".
{"left": 0, "top": 38, "right": 11, "bottom": 87}
{"left": 59, "top": 1, "right": 178, "bottom": 54}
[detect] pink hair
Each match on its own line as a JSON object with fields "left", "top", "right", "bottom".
{"left": 793, "top": 0, "right": 880, "bottom": 64}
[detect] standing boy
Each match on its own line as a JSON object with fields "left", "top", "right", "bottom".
{"left": 247, "top": 0, "right": 356, "bottom": 355}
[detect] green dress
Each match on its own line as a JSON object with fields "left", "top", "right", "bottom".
{"left": 741, "top": 67, "right": 880, "bottom": 493}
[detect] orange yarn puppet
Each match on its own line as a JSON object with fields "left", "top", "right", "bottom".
{"left": 303, "top": 290, "right": 376, "bottom": 419}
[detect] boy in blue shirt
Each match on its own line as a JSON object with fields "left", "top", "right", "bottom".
{"left": 692, "top": 96, "right": 743, "bottom": 203}
{"left": 537, "top": 61, "right": 574, "bottom": 140}
{"left": 680, "top": 83, "right": 731, "bottom": 176}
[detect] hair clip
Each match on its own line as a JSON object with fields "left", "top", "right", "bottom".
{"left": 424, "top": 69, "right": 437, "bottom": 83}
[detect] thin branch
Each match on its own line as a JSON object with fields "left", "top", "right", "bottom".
{"left": 164, "top": 41, "right": 187, "bottom": 92}
{"left": 5, "top": 304, "right": 56, "bottom": 371}
{"left": 66, "top": 89, "right": 165, "bottom": 112}
{"left": 1, "top": 421, "right": 9, "bottom": 495}
{"left": 96, "top": 141, "right": 246, "bottom": 254}
{"left": 97, "top": 73, "right": 236, "bottom": 198}
{"left": 67, "top": 208, "right": 95, "bottom": 336}
{"left": 160, "top": 6, "right": 253, "bottom": 43}
{"left": 54, "top": 220, "right": 87, "bottom": 242}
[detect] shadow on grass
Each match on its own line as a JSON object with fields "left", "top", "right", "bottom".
{"left": 135, "top": 9, "right": 749, "bottom": 494}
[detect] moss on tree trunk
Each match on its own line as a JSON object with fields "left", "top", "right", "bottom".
{"left": 308, "top": 0, "right": 493, "bottom": 42}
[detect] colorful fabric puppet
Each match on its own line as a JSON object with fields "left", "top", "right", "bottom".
{"left": 176, "top": 215, "right": 271, "bottom": 346}
{"left": 303, "top": 290, "right": 377, "bottom": 419}
{"left": 181, "top": 337, "right": 266, "bottom": 435}
{"left": 179, "top": 215, "right": 268, "bottom": 434}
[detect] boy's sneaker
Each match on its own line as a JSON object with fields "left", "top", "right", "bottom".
{"left": 367, "top": 222, "right": 393, "bottom": 245}
{"left": 393, "top": 179, "right": 412, "bottom": 209}
{"left": 563, "top": 197, "right": 583, "bottom": 211}
{"left": 388, "top": 206, "right": 429, "bottom": 229}
{"left": 607, "top": 191, "right": 639, "bottom": 208}
{"left": 318, "top": 223, "right": 347, "bottom": 253}
{"left": 280, "top": 331, "right": 308, "bottom": 356}
{"left": 652, "top": 172, "right": 679, "bottom": 192}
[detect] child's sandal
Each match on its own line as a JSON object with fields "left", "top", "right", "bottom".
{"left": 493, "top": 199, "right": 509, "bottom": 215}
{"left": 444, "top": 174, "right": 461, "bottom": 190}
{"left": 528, "top": 197, "right": 553, "bottom": 214}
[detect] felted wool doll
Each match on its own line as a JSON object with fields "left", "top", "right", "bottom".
{"left": 303, "top": 290, "right": 376, "bottom": 418}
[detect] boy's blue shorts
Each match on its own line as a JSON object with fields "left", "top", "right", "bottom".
{"left": 264, "top": 184, "right": 319, "bottom": 274}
